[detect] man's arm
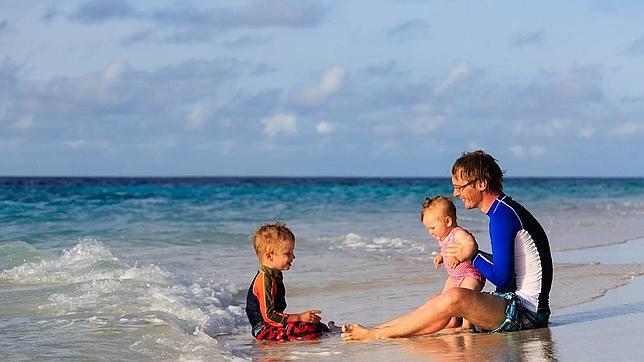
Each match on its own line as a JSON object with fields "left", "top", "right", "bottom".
{"left": 472, "top": 212, "right": 518, "bottom": 291}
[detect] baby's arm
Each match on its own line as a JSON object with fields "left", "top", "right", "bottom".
{"left": 287, "top": 310, "right": 322, "bottom": 324}
{"left": 433, "top": 254, "right": 443, "bottom": 269}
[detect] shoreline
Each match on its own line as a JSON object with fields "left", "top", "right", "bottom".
{"left": 236, "top": 237, "right": 644, "bottom": 361}
{"left": 2, "top": 237, "right": 643, "bottom": 360}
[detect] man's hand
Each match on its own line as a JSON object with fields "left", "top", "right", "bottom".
{"left": 443, "top": 229, "right": 478, "bottom": 263}
{"left": 445, "top": 256, "right": 461, "bottom": 269}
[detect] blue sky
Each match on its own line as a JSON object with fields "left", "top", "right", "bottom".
{"left": 1, "top": 0, "right": 643, "bottom": 177}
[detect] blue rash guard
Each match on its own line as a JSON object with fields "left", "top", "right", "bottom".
{"left": 472, "top": 193, "right": 553, "bottom": 314}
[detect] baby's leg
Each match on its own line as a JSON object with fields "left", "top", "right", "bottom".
{"left": 441, "top": 278, "right": 461, "bottom": 328}
{"left": 442, "top": 277, "right": 456, "bottom": 293}
{"left": 460, "top": 276, "right": 484, "bottom": 292}
{"left": 457, "top": 276, "right": 485, "bottom": 330}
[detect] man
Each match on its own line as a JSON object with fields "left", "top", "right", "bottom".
{"left": 341, "top": 150, "right": 553, "bottom": 340}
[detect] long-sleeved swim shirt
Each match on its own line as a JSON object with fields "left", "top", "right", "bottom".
{"left": 245, "top": 265, "right": 289, "bottom": 328}
{"left": 472, "top": 193, "right": 553, "bottom": 314}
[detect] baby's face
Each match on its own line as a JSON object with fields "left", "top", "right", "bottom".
{"left": 422, "top": 212, "right": 451, "bottom": 241}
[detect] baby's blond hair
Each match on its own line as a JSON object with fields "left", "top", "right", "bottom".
{"left": 252, "top": 221, "right": 295, "bottom": 260}
{"left": 420, "top": 195, "right": 457, "bottom": 222}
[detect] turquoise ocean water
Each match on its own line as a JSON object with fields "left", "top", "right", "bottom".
{"left": 2, "top": 177, "right": 644, "bottom": 360}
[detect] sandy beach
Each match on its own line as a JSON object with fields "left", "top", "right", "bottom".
{"left": 221, "top": 237, "right": 644, "bottom": 361}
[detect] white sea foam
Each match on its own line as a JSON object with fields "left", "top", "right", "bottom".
{"left": 1, "top": 238, "right": 249, "bottom": 360}
{"left": 0, "top": 238, "right": 120, "bottom": 284}
{"left": 325, "top": 233, "right": 431, "bottom": 258}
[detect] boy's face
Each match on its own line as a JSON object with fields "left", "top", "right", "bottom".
{"left": 264, "top": 239, "right": 296, "bottom": 271}
{"left": 422, "top": 210, "right": 452, "bottom": 241}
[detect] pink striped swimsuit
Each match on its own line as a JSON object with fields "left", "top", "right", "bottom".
{"left": 439, "top": 227, "right": 484, "bottom": 286}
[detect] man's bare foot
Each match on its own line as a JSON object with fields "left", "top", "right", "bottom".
{"left": 341, "top": 324, "right": 380, "bottom": 341}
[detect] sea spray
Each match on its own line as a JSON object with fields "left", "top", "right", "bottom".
{"left": 1, "top": 238, "right": 249, "bottom": 360}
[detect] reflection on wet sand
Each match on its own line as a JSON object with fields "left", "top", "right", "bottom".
{"left": 396, "top": 327, "right": 556, "bottom": 361}
{"left": 239, "top": 326, "right": 557, "bottom": 361}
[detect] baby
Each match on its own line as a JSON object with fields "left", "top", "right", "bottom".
{"left": 421, "top": 195, "right": 485, "bottom": 329}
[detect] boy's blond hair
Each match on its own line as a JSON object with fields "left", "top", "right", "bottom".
{"left": 420, "top": 196, "right": 457, "bottom": 222}
{"left": 252, "top": 221, "right": 295, "bottom": 260}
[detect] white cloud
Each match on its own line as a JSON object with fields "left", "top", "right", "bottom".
{"left": 14, "top": 115, "right": 34, "bottom": 130}
{"left": 316, "top": 121, "right": 334, "bottom": 135}
{"left": 135, "top": 138, "right": 177, "bottom": 151}
{"left": 195, "top": 140, "right": 234, "bottom": 155}
{"left": 530, "top": 145, "right": 545, "bottom": 156}
{"left": 434, "top": 63, "right": 472, "bottom": 96}
{"left": 578, "top": 128, "right": 595, "bottom": 138}
{"left": 373, "top": 140, "right": 399, "bottom": 154}
{"left": 0, "top": 138, "right": 23, "bottom": 151}
{"left": 545, "top": 118, "right": 570, "bottom": 133}
{"left": 509, "top": 145, "right": 525, "bottom": 158}
{"left": 185, "top": 103, "right": 211, "bottom": 130}
{"left": 510, "top": 30, "right": 544, "bottom": 48}
{"left": 261, "top": 113, "right": 297, "bottom": 137}
{"left": 373, "top": 124, "right": 397, "bottom": 135}
{"left": 407, "top": 104, "right": 445, "bottom": 134}
{"left": 64, "top": 139, "right": 87, "bottom": 149}
{"left": 408, "top": 114, "right": 444, "bottom": 134}
{"left": 290, "top": 65, "right": 345, "bottom": 106}
{"left": 509, "top": 145, "right": 545, "bottom": 158}
{"left": 608, "top": 122, "right": 641, "bottom": 137}
{"left": 103, "top": 62, "right": 127, "bottom": 82}
{"left": 512, "top": 118, "right": 575, "bottom": 138}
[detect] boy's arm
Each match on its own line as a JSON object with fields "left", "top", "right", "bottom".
{"left": 253, "top": 273, "right": 289, "bottom": 326}
{"left": 287, "top": 310, "right": 322, "bottom": 323}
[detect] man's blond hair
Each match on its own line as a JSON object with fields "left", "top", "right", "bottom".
{"left": 451, "top": 150, "right": 504, "bottom": 194}
{"left": 252, "top": 221, "right": 295, "bottom": 260}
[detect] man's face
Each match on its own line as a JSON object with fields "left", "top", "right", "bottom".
{"left": 452, "top": 173, "right": 483, "bottom": 210}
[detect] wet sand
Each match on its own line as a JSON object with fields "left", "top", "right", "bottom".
{"left": 234, "top": 238, "right": 644, "bottom": 361}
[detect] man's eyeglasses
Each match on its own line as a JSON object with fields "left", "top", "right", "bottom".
{"left": 452, "top": 179, "right": 477, "bottom": 192}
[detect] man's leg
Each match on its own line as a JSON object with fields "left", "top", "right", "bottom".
{"left": 342, "top": 288, "right": 507, "bottom": 340}
{"left": 376, "top": 278, "right": 455, "bottom": 329}
{"left": 457, "top": 276, "right": 486, "bottom": 330}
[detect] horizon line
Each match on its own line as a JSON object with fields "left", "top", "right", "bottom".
{"left": 1, "top": 175, "right": 643, "bottom": 179}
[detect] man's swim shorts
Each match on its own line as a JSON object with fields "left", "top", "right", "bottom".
{"left": 476, "top": 291, "right": 550, "bottom": 333}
